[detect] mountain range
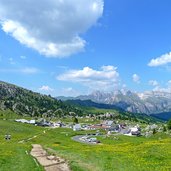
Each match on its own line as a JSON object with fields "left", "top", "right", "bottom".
{"left": 58, "top": 90, "right": 171, "bottom": 120}
{"left": 0, "top": 80, "right": 170, "bottom": 121}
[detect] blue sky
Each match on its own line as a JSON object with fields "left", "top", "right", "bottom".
{"left": 1, "top": 0, "right": 171, "bottom": 96}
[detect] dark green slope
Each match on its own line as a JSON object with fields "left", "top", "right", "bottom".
{"left": 66, "top": 99, "right": 123, "bottom": 110}
{"left": 0, "top": 81, "right": 82, "bottom": 117}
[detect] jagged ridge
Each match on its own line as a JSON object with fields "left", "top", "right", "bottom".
{"left": 59, "top": 90, "right": 171, "bottom": 115}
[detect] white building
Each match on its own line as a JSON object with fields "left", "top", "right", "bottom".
{"left": 125, "top": 126, "right": 141, "bottom": 136}
{"left": 29, "top": 120, "right": 36, "bottom": 124}
{"left": 73, "top": 124, "right": 81, "bottom": 131}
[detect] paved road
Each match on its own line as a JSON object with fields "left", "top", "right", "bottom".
{"left": 72, "top": 135, "right": 98, "bottom": 145}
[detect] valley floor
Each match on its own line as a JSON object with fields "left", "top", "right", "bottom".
{"left": 0, "top": 119, "right": 171, "bottom": 171}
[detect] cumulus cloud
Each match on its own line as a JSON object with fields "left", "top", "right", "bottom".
{"left": 39, "top": 85, "right": 54, "bottom": 92}
{"left": 57, "top": 65, "right": 120, "bottom": 90}
{"left": 132, "top": 74, "right": 140, "bottom": 84}
{"left": 149, "top": 80, "right": 171, "bottom": 92}
{"left": 148, "top": 52, "right": 171, "bottom": 67}
{"left": 149, "top": 80, "right": 160, "bottom": 91}
{"left": 149, "top": 80, "right": 159, "bottom": 87}
{"left": 0, "top": 0, "right": 104, "bottom": 57}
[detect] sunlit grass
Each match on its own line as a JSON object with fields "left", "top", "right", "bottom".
{"left": 0, "top": 119, "right": 171, "bottom": 171}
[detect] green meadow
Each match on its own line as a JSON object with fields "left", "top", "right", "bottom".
{"left": 0, "top": 119, "right": 171, "bottom": 171}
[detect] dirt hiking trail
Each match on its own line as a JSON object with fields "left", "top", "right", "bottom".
{"left": 30, "top": 144, "right": 70, "bottom": 171}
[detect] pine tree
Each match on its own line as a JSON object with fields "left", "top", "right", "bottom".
{"left": 167, "top": 119, "right": 171, "bottom": 130}
{"left": 73, "top": 117, "right": 78, "bottom": 124}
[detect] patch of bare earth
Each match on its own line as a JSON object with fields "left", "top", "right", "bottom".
{"left": 30, "top": 144, "right": 70, "bottom": 171}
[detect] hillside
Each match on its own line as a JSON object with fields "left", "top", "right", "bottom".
{"left": 151, "top": 112, "right": 171, "bottom": 121}
{"left": 0, "top": 81, "right": 82, "bottom": 117}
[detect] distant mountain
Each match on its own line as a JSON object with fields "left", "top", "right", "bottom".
{"left": 0, "top": 81, "right": 162, "bottom": 122}
{"left": 65, "top": 99, "right": 123, "bottom": 111}
{"left": 0, "top": 81, "right": 82, "bottom": 117}
{"left": 57, "top": 90, "right": 171, "bottom": 120}
{"left": 63, "top": 99, "right": 162, "bottom": 123}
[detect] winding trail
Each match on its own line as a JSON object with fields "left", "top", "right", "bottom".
{"left": 30, "top": 144, "right": 70, "bottom": 171}
{"left": 18, "top": 128, "right": 70, "bottom": 170}
{"left": 18, "top": 129, "right": 50, "bottom": 144}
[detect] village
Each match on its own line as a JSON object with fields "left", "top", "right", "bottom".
{"left": 15, "top": 112, "right": 164, "bottom": 144}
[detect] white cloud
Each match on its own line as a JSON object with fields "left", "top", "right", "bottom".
{"left": 0, "top": 0, "right": 104, "bottom": 57}
{"left": 167, "top": 80, "right": 171, "bottom": 88}
{"left": 39, "top": 85, "right": 54, "bottom": 92}
{"left": 148, "top": 52, "right": 171, "bottom": 67}
{"left": 60, "top": 87, "right": 80, "bottom": 97}
{"left": 150, "top": 80, "right": 171, "bottom": 92}
{"left": 21, "top": 67, "right": 39, "bottom": 74}
{"left": 149, "top": 80, "right": 159, "bottom": 86}
{"left": 0, "top": 67, "right": 39, "bottom": 74}
{"left": 9, "top": 57, "right": 15, "bottom": 65}
{"left": 63, "top": 87, "right": 74, "bottom": 92}
{"left": 122, "top": 84, "right": 127, "bottom": 88}
{"left": 20, "top": 55, "right": 26, "bottom": 59}
{"left": 57, "top": 65, "right": 120, "bottom": 90}
{"left": 132, "top": 74, "right": 140, "bottom": 84}
{"left": 148, "top": 80, "right": 160, "bottom": 91}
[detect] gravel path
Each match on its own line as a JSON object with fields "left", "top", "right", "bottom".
{"left": 30, "top": 144, "right": 70, "bottom": 171}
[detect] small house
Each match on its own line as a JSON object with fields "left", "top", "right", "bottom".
{"left": 126, "top": 126, "right": 141, "bottom": 136}
{"left": 29, "top": 120, "right": 36, "bottom": 124}
{"left": 15, "top": 119, "right": 29, "bottom": 124}
{"left": 73, "top": 124, "right": 81, "bottom": 131}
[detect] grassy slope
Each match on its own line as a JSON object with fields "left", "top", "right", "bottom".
{"left": 0, "top": 119, "right": 171, "bottom": 171}
{"left": 0, "top": 119, "right": 44, "bottom": 171}
{"left": 33, "top": 129, "right": 171, "bottom": 171}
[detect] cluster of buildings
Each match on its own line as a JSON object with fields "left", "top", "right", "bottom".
{"left": 15, "top": 118, "right": 141, "bottom": 136}
{"left": 73, "top": 121, "right": 141, "bottom": 136}
{"left": 15, "top": 119, "right": 62, "bottom": 127}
